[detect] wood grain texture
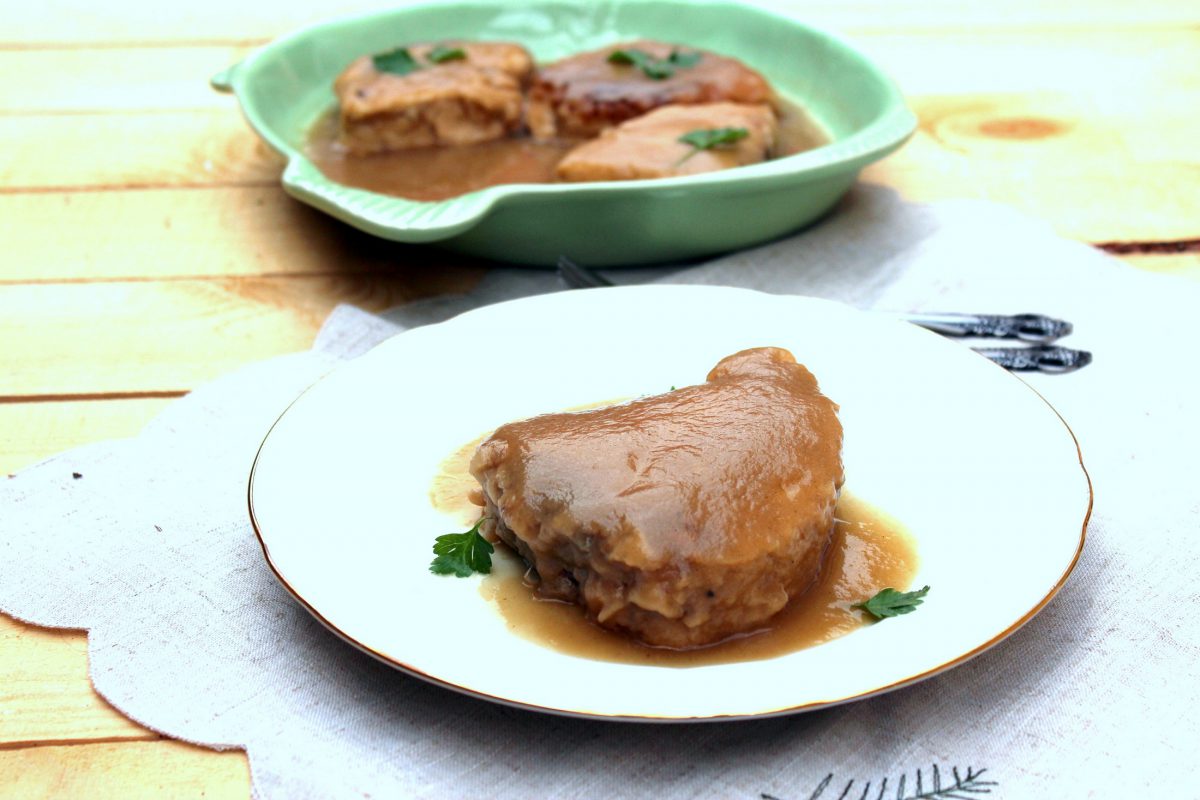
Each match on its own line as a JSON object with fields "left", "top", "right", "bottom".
{"left": 0, "top": 47, "right": 250, "bottom": 113}
{"left": 0, "top": 111, "right": 282, "bottom": 190}
{"left": 1119, "top": 252, "right": 1200, "bottom": 281}
{"left": 0, "top": 187, "right": 490, "bottom": 282}
{"left": 3, "top": 0, "right": 1198, "bottom": 46}
{"left": 866, "top": 96, "right": 1200, "bottom": 241}
{"left": 6, "top": 31, "right": 1199, "bottom": 115}
{"left": 0, "top": 270, "right": 478, "bottom": 396}
{"left": 861, "top": 28, "right": 1200, "bottom": 99}
{"left": 0, "top": 740, "right": 249, "bottom": 800}
{"left": 855, "top": 28, "right": 1200, "bottom": 240}
{"left": 0, "top": 398, "right": 174, "bottom": 475}
{"left": 0, "top": 615, "right": 152, "bottom": 746}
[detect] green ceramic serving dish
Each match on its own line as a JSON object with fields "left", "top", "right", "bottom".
{"left": 212, "top": 0, "right": 915, "bottom": 266}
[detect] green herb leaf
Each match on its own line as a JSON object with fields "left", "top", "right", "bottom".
{"left": 678, "top": 127, "right": 750, "bottom": 151}
{"left": 606, "top": 49, "right": 637, "bottom": 65}
{"left": 853, "top": 585, "right": 930, "bottom": 620}
{"left": 673, "top": 127, "right": 751, "bottom": 166}
{"left": 607, "top": 48, "right": 701, "bottom": 80}
{"left": 667, "top": 49, "right": 702, "bottom": 68}
{"left": 373, "top": 47, "right": 421, "bottom": 76}
{"left": 428, "top": 44, "right": 467, "bottom": 63}
{"left": 430, "top": 517, "right": 494, "bottom": 577}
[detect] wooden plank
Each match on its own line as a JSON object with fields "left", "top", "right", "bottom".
{"left": 0, "top": 269, "right": 478, "bottom": 397}
{"left": 865, "top": 96, "right": 1200, "bottom": 242}
{"left": 4, "top": 31, "right": 1198, "bottom": 113}
{"left": 0, "top": 278, "right": 307, "bottom": 396}
{"left": 859, "top": 28, "right": 1200, "bottom": 99}
{"left": 0, "top": 46, "right": 249, "bottom": 113}
{"left": 0, "top": 111, "right": 282, "bottom": 190}
{"left": 0, "top": 740, "right": 249, "bottom": 800}
{"left": 850, "top": 28, "right": 1200, "bottom": 241}
{"left": 1119, "top": 252, "right": 1200, "bottom": 281}
{"left": 0, "top": 398, "right": 173, "bottom": 475}
{"left": 2, "top": 0, "right": 1198, "bottom": 46}
{"left": 0, "top": 615, "right": 153, "bottom": 746}
{"left": 0, "top": 187, "right": 490, "bottom": 282}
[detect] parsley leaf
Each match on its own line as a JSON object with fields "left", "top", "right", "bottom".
{"left": 607, "top": 48, "right": 701, "bottom": 80}
{"left": 430, "top": 517, "right": 494, "bottom": 577}
{"left": 675, "top": 127, "right": 750, "bottom": 165}
{"left": 678, "top": 127, "right": 750, "bottom": 151}
{"left": 667, "top": 49, "right": 702, "bottom": 68}
{"left": 428, "top": 44, "right": 467, "bottom": 63}
{"left": 373, "top": 44, "right": 465, "bottom": 75}
{"left": 372, "top": 47, "right": 421, "bottom": 76}
{"left": 606, "top": 48, "right": 658, "bottom": 76}
{"left": 853, "top": 585, "right": 930, "bottom": 620}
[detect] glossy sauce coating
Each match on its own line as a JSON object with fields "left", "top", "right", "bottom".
{"left": 474, "top": 348, "right": 843, "bottom": 568}
{"left": 428, "top": 397, "right": 625, "bottom": 527}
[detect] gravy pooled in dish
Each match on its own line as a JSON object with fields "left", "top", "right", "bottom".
{"left": 469, "top": 347, "right": 844, "bottom": 649}
{"left": 308, "top": 39, "right": 828, "bottom": 200}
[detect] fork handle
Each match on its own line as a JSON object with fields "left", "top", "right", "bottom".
{"left": 902, "top": 312, "right": 1072, "bottom": 343}
{"left": 973, "top": 345, "right": 1093, "bottom": 373}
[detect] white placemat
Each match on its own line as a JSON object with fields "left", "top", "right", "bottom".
{"left": 3, "top": 184, "right": 1198, "bottom": 798}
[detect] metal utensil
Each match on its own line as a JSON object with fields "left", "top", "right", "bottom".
{"left": 972, "top": 345, "right": 1093, "bottom": 373}
{"left": 555, "top": 256, "right": 1093, "bottom": 374}
{"left": 895, "top": 312, "right": 1071, "bottom": 343}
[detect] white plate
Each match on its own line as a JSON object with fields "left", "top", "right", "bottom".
{"left": 248, "top": 286, "right": 1090, "bottom": 720}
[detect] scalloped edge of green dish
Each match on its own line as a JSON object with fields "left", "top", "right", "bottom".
{"left": 214, "top": 0, "right": 916, "bottom": 261}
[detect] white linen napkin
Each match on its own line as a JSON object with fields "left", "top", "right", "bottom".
{"left": 3, "top": 184, "right": 1197, "bottom": 799}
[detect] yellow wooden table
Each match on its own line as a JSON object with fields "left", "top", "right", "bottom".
{"left": 2, "top": 1, "right": 1197, "bottom": 796}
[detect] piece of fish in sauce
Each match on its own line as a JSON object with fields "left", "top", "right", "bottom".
{"left": 334, "top": 41, "right": 533, "bottom": 154}
{"left": 469, "top": 347, "right": 844, "bottom": 650}
{"left": 527, "top": 40, "right": 773, "bottom": 140}
{"left": 556, "top": 102, "right": 777, "bottom": 181}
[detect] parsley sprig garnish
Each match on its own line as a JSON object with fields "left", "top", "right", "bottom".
{"left": 427, "top": 44, "right": 467, "bottom": 63}
{"left": 607, "top": 48, "right": 701, "bottom": 80}
{"left": 373, "top": 44, "right": 468, "bottom": 76}
{"left": 429, "top": 517, "right": 494, "bottom": 577}
{"left": 675, "top": 127, "right": 750, "bottom": 165}
{"left": 373, "top": 47, "right": 421, "bottom": 75}
{"left": 854, "top": 585, "right": 930, "bottom": 620}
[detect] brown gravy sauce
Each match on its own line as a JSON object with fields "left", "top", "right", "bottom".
{"left": 307, "top": 99, "right": 827, "bottom": 202}
{"left": 429, "top": 424, "right": 919, "bottom": 668}
{"left": 429, "top": 433, "right": 491, "bottom": 526}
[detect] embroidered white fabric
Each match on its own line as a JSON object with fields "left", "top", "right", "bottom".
{"left": 3, "top": 185, "right": 1197, "bottom": 798}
